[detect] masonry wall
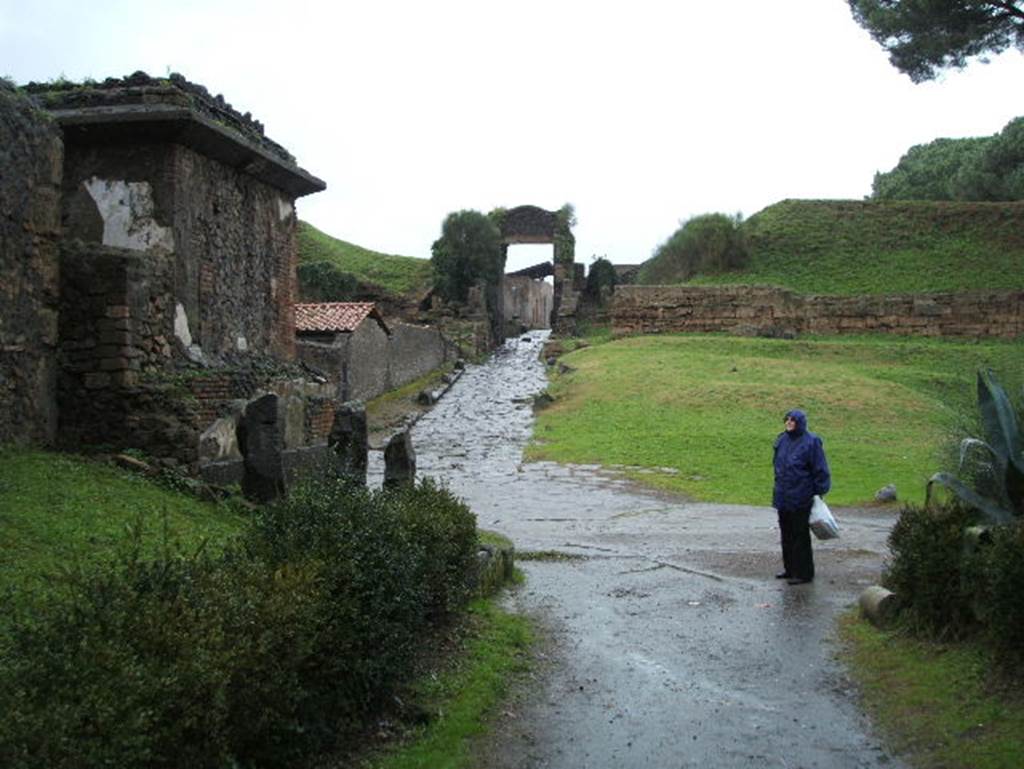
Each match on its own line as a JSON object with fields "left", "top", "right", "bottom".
{"left": 612, "top": 285, "right": 1024, "bottom": 339}
{"left": 0, "top": 86, "right": 63, "bottom": 445}
{"left": 296, "top": 321, "right": 455, "bottom": 405}
{"left": 504, "top": 276, "right": 553, "bottom": 330}
{"left": 60, "top": 141, "right": 298, "bottom": 361}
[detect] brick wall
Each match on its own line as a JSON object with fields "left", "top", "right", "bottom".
{"left": 612, "top": 285, "right": 1024, "bottom": 339}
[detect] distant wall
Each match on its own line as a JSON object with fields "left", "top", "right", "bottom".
{"left": 612, "top": 285, "right": 1024, "bottom": 339}
{"left": 296, "top": 321, "right": 455, "bottom": 404}
{"left": 504, "top": 276, "right": 553, "bottom": 330}
{"left": 389, "top": 323, "right": 450, "bottom": 387}
{"left": 0, "top": 86, "right": 63, "bottom": 445}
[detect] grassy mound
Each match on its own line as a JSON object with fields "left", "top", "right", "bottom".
{"left": 297, "top": 221, "right": 433, "bottom": 302}
{"left": 644, "top": 200, "right": 1024, "bottom": 295}
{"left": 0, "top": 448, "right": 245, "bottom": 596}
{"left": 528, "top": 333, "right": 1024, "bottom": 505}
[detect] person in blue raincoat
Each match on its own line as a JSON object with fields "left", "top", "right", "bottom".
{"left": 773, "top": 409, "right": 831, "bottom": 585}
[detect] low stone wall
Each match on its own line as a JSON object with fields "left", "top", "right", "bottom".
{"left": 0, "top": 85, "right": 63, "bottom": 445}
{"left": 389, "top": 322, "right": 452, "bottom": 388}
{"left": 297, "top": 321, "right": 456, "bottom": 405}
{"left": 612, "top": 285, "right": 1024, "bottom": 339}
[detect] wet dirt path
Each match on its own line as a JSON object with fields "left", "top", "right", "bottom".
{"left": 371, "top": 333, "right": 905, "bottom": 768}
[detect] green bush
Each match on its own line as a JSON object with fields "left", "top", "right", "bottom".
{"left": 882, "top": 501, "right": 978, "bottom": 637}
{"left": 297, "top": 260, "right": 364, "bottom": 301}
{"left": 0, "top": 478, "right": 479, "bottom": 768}
{"left": 637, "top": 213, "right": 748, "bottom": 284}
{"left": 973, "top": 522, "right": 1024, "bottom": 667}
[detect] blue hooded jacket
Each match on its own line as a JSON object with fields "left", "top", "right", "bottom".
{"left": 773, "top": 409, "right": 831, "bottom": 511}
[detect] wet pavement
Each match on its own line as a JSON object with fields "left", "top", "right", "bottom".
{"left": 370, "top": 332, "right": 905, "bottom": 769}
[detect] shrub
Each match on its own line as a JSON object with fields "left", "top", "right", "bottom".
{"left": 0, "top": 478, "right": 479, "bottom": 768}
{"left": 972, "top": 521, "right": 1024, "bottom": 667}
{"left": 585, "top": 257, "right": 617, "bottom": 302}
{"left": 638, "top": 213, "right": 748, "bottom": 284}
{"left": 882, "top": 501, "right": 978, "bottom": 637}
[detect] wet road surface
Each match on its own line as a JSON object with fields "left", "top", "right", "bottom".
{"left": 371, "top": 332, "right": 905, "bottom": 768}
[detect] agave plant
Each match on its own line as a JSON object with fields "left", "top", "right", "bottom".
{"left": 927, "top": 369, "right": 1024, "bottom": 525}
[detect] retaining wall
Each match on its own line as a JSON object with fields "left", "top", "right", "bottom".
{"left": 612, "top": 285, "right": 1024, "bottom": 339}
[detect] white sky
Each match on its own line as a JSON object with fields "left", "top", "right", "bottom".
{"left": 3, "top": 0, "right": 1022, "bottom": 273}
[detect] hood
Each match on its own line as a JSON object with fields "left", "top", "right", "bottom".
{"left": 785, "top": 409, "right": 807, "bottom": 436}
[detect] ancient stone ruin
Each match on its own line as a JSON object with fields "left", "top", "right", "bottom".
{"left": 0, "top": 72, "right": 343, "bottom": 495}
{"left": 498, "top": 205, "right": 582, "bottom": 334}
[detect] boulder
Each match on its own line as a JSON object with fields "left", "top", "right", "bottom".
{"left": 384, "top": 430, "right": 416, "bottom": 489}
{"left": 874, "top": 484, "right": 898, "bottom": 502}
{"left": 328, "top": 400, "right": 368, "bottom": 485}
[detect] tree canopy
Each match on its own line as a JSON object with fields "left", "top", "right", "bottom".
{"left": 430, "top": 209, "right": 504, "bottom": 304}
{"left": 873, "top": 116, "right": 1024, "bottom": 200}
{"left": 848, "top": 0, "right": 1024, "bottom": 82}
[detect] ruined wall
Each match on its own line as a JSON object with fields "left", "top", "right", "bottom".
{"left": 504, "top": 276, "right": 553, "bottom": 330}
{"left": 388, "top": 322, "right": 454, "bottom": 387}
{"left": 612, "top": 285, "right": 1024, "bottom": 339}
{"left": 0, "top": 85, "right": 63, "bottom": 445}
{"left": 296, "top": 322, "right": 455, "bottom": 405}
{"left": 60, "top": 142, "right": 297, "bottom": 361}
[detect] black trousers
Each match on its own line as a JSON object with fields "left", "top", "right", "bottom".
{"left": 777, "top": 507, "right": 814, "bottom": 581}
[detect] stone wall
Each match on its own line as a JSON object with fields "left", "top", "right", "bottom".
{"left": 60, "top": 142, "right": 298, "bottom": 361}
{"left": 297, "top": 321, "right": 456, "bottom": 404}
{"left": 504, "top": 276, "right": 553, "bottom": 330}
{"left": 0, "top": 84, "right": 63, "bottom": 445}
{"left": 612, "top": 285, "right": 1024, "bottom": 339}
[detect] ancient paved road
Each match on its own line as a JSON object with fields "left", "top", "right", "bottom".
{"left": 371, "top": 332, "right": 906, "bottom": 769}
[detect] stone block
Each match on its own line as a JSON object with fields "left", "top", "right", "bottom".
{"left": 329, "top": 400, "right": 368, "bottom": 484}
{"left": 384, "top": 430, "right": 416, "bottom": 490}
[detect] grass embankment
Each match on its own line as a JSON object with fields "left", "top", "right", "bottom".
{"left": 297, "top": 221, "right": 433, "bottom": 300}
{"left": 0, "top": 448, "right": 245, "bottom": 596}
{"left": 839, "top": 614, "right": 1024, "bottom": 769}
{"left": 365, "top": 599, "right": 533, "bottom": 769}
{"left": 529, "top": 333, "right": 1024, "bottom": 505}
{"left": 659, "top": 200, "right": 1024, "bottom": 295}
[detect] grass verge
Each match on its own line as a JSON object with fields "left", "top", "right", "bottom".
{"left": 364, "top": 598, "right": 533, "bottom": 769}
{"left": 838, "top": 612, "right": 1024, "bottom": 769}
{"left": 0, "top": 447, "right": 245, "bottom": 596}
{"left": 528, "top": 333, "right": 1024, "bottom": 505}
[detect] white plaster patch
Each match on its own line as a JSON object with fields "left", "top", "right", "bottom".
{"left": 84, "top": 177, "right": 175, "bottom": 252}
{"left": 277, "top": 197, "right": 294, "bottom": 222}
{"left": 236, "top": 336, "right": 249, "bottom": 352}
{"left": 174, "top": 303, "right": 193, "bottom": 348}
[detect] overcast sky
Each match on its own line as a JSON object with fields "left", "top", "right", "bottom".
{"left": 3, "top": 0, "right": 1023, "bottom": 272}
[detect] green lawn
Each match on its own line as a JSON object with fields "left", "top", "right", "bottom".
{"left": 675, "top": 200, "right": 1024, "bottom": 295}
{"left": 298, "top": 220, "right": 433, "bottom": 299}
{"left": 528, "top": 333, "right": 1024, "bottom": 506}
{"left": 839, "top": 613, "right": 1024, "bottom": 769}
{"left": 0, "top": 448, "right": 246, "bottom": 596}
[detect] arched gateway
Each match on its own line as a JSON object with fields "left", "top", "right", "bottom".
{"left": 497, "top": 205, "right": 583, "bottom": 334}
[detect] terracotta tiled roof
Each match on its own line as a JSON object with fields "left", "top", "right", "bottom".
{"left": 294, "top": 302, "right": 388, "bottom": 333}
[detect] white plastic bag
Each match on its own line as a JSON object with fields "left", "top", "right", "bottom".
{"left": 809, "top": 494, "right": 839, "bottom": 540}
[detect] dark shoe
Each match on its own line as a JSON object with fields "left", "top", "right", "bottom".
{"left": 787, "top": 577, "right": 813, "bottom": 585}
{"left": 775, "top": 572, "right": 791, "bottom": 579}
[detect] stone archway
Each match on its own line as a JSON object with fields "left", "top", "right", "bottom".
{"left": 497, "top": 205, "right": 581, "bottom": 334}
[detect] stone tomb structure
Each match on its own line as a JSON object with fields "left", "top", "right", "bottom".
{"left": 498, "top": 205, "right": 582, "bottom": 334}
{"left": 295, "top": 301, "right": 458, "bottom": 402}
{"left": 1, "top": 73, "right": 346, "bottom": 490}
